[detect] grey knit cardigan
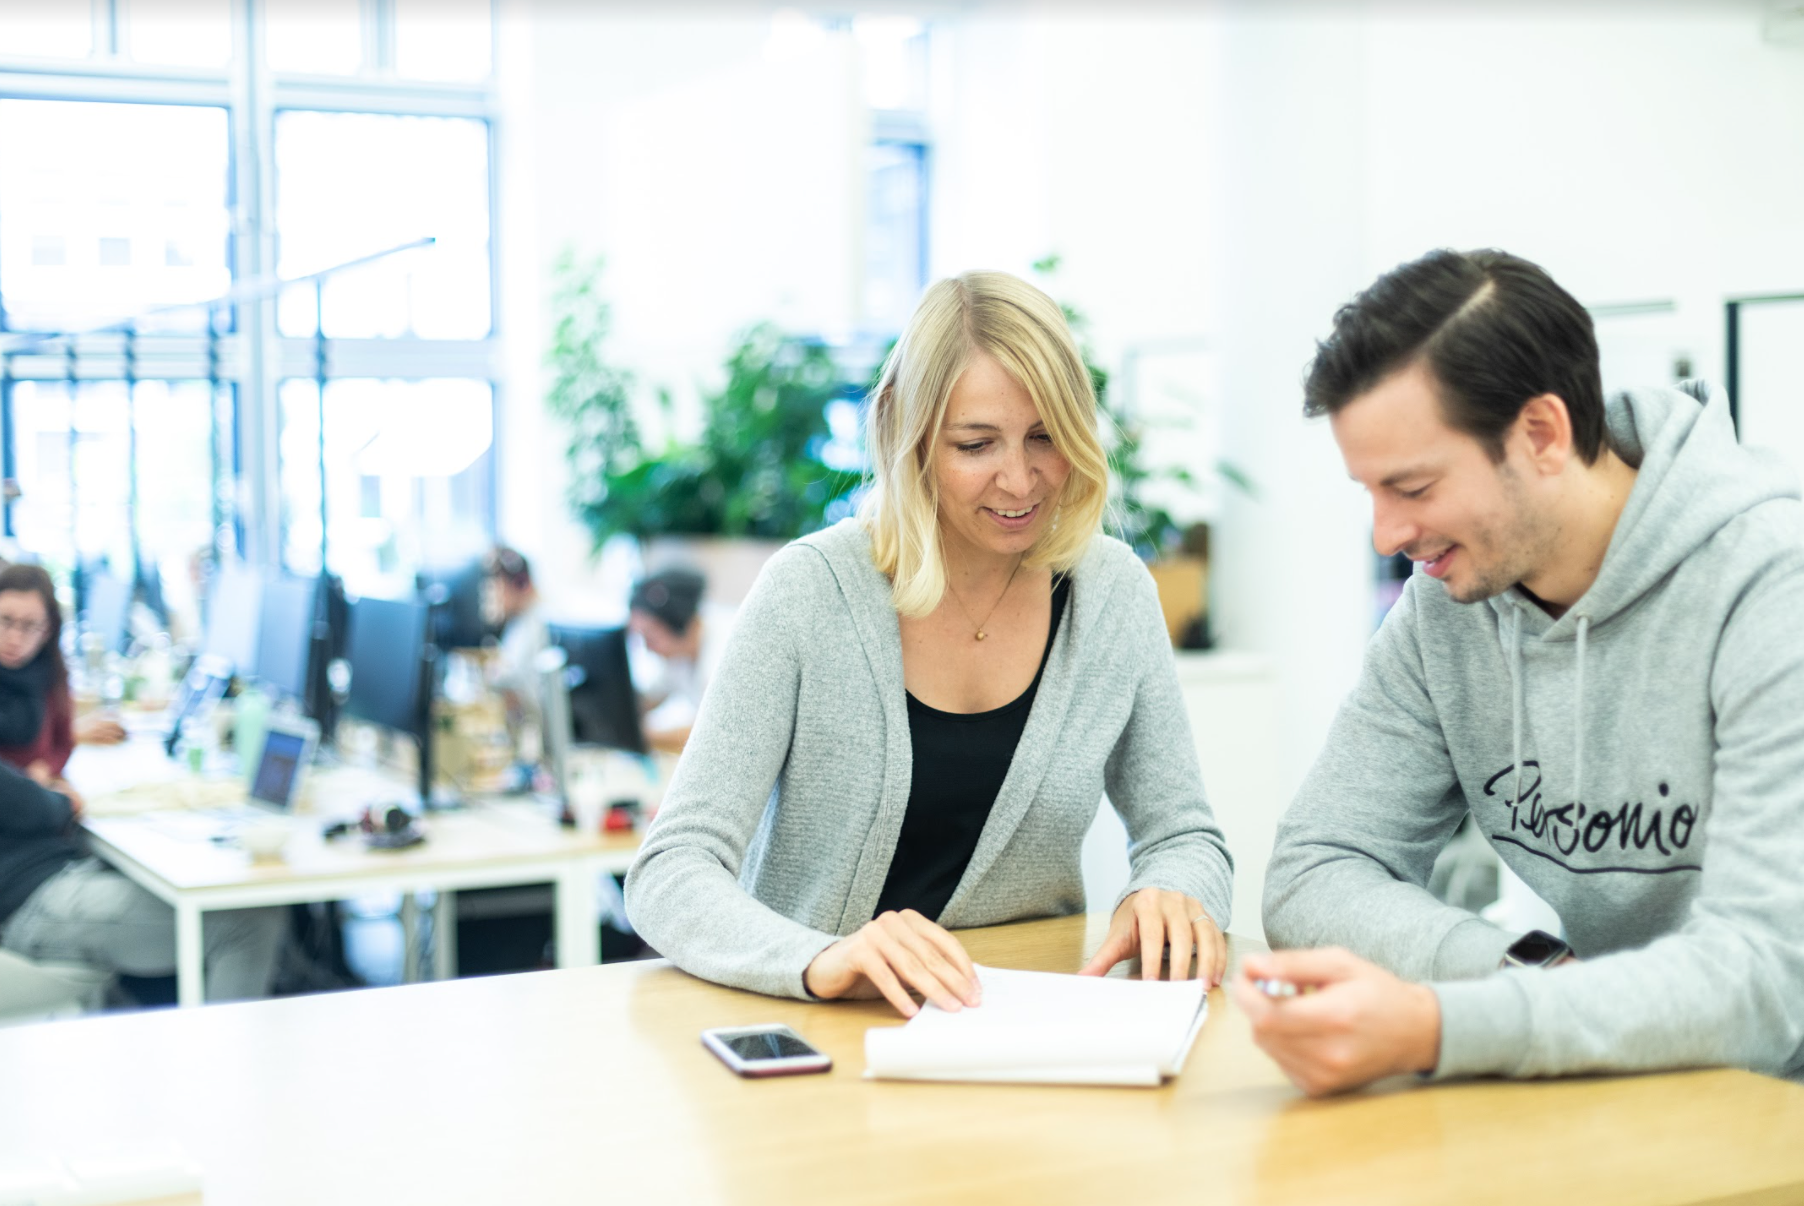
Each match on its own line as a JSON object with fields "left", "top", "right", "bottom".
{"left": 623, "top": 519, "right": 1234, "bottom": 999}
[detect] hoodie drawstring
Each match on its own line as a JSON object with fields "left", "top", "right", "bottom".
{"left": 1573, "top": 615, "right": 1590, "bottom": 813}
{"left": 1511, "top": 605, "right": 1525, "bottom": 811}
{"left": 1510, "top": 606, "right": 1591, "bottom": 815}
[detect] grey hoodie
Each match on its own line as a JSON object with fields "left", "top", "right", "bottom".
{"left": 1264, "top": 382, "right": 1804, "bottom": 1080}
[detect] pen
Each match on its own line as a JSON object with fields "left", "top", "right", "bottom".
{"left": 1252, "top": 978, "right": 1302, "bottom": 998}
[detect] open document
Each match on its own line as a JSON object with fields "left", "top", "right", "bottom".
{"left": 863, "top": 965, "right": 1208, "bottom": 1087}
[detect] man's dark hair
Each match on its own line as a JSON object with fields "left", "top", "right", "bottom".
{"left": 630, "top": 566, "right": 706, "bottom": 635}
{"left": 1303, "top": 249, "right": 1608, "bottom": 463}
{"left": 485, "top": 545, "right": 531, "bottom": 590}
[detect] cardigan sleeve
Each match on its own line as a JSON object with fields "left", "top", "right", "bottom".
{"left": 1102, "top": 562, "right": 1236, "bottom": 930}
{"left": 623, "top": 546, "right": 843, "bottom": 1000}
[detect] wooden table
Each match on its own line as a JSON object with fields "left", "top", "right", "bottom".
{"left": 1, "top": 913, "right": 1799, "bottom": 1205}
{"left": 71, "top": 749, "right": 640, "bottom": 1006}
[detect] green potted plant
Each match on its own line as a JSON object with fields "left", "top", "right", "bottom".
{"left": 545, "top": 254, "right": 864, "bottom": 599}
{"left": 545, "top": 249, "right": 643, "bottom": 531}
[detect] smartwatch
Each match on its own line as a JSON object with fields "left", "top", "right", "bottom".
{"left": 1502, "top": 929, "right": 1572, "bottom": 969}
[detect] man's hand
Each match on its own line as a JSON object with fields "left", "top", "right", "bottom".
{"left": 1232, "top": 947, "right": 1441, "bottom": 1097}
{"left": 1078, "top": 888, "right": 1226, "bottom": 986}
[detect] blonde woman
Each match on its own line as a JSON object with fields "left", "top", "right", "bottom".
{"left": 625, "top": 271, "right": 1233, "bottom": 1016}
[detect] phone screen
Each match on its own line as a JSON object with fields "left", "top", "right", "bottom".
{"left": 721, "top": 1030, "right": 819, "bottom": 1062}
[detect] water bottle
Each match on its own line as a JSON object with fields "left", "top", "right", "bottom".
{"left": 235, "top": 683, "right": 271, "bottom": 785}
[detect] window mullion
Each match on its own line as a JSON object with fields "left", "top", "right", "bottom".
{"left": 234, "top": 0, "right": 280, "bottom": 567}
{"left": 97, "top": 0, "right": 119, "bottom": 59}
{"left": 366, "top": 0, "right": 395, "bottom": 77}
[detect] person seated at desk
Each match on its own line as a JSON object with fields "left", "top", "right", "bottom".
{"left": 1241, "top": 249, "right": 1804, "bottom": 1095}
{"left": 0, "top": 566, "right": 123, "bottom": 784}
{"left": 483, "top": 544, "right": 549, "bottom": 757}
{"left": 0, "top": 564, "right": 283, "bottom": 1002}
{"left": 626, "top": 270, "right": 1235, "bottom": 1016}
{"left": 0, "top": 761, "right": 285, "bottom": 1002}
{"left": 627, "top": 566, "right": 724, "bottom": 754}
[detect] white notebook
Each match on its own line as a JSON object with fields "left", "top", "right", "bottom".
{"left": 863, "top": 965, "right": 1209, "bottom": 1087}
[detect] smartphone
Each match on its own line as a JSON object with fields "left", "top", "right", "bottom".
{"left": 700, "top": 1025, "right": 833, "bottom": 1078}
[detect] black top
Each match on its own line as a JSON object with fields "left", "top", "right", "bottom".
{"left": 874, "top": 575, "right": 1071, "bottom": 922}
{"left": 0, "top": 655, "right": 52, "bottom": 748}
{"left": 0, "top": 760, "right": 81, "bottom": 928}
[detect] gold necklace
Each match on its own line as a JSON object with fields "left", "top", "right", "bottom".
{"left": 946, "top": 557, "right": 1024, "bottom": 642}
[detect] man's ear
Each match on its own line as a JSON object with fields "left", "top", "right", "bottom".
{"left": 1514, "top": 394, "right": 1573, "bottom": 474}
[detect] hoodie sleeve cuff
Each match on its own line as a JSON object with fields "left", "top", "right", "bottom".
{"left": 1430, "top": 917, "right": 1516, "bottom": 981}
{"left": 1429, "top": 975, "right": 1531, "bottom": 1080}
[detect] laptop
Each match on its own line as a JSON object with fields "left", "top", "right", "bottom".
{"left": 246, "top": 716, "right": 319, "bottom": 812}
{"left": 144, "top": 715, "right": 320, "bottom": 839}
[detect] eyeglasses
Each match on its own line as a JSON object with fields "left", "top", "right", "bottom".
{"left": 0, "top": 616, "right": 48, "bottom": 638}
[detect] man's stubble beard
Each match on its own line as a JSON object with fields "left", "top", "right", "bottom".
{"left": 1446, "top": 473, "right": 1559, "bottom": 606}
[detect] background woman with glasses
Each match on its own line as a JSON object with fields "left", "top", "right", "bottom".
{"left": 0, "top": 563, "right": 77, "bottom": 779}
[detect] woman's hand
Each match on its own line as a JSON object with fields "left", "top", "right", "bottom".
{"left": 804, "top": 909, "right": 982, "bottom": 1017}
{"left": 1078, "top": 888, "right": 1227, "bottom": 986}
{"left": 74, "top": 713, "right": 127, "bottom": 745}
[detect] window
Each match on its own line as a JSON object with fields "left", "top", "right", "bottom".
{"left": 263, "top": 0, "right": 363, "bottom": 75}
{"left": 394, "top": 0, "right": 493, "bottom": 83}
{"left": 124, "top": 0, "right": 234, "bottom": 69}
{"left": 0, "top": 1, "right": 501, "bottom": 599}
{"left": 0, "top": 2, "right": 94, "bottom": 60}
{"left": 274, "top": 111, "right": 492, "bottom": 340}
{"left": 0, "top": 99, "right": 231, "bottom": 334}
{"left": 278, "top": 378, "right": 494, "bottom": 593}
{"left": 856, "top": 17, "right": 931, "bottom": 335}
{"left": 864, "top": 141, "right": 928, "bottom": 335}
{"left": 4, "top": 379, "right": 229, "bottom": 594}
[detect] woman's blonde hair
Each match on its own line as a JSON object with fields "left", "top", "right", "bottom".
{"left": 860, "top": 270, "right": 1109, "bottom": 617}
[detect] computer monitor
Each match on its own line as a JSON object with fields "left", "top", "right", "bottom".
{"left": 342, "top": 594, "right": 439, "bottom": 806}
{"left": 81, "top": 568, "right": 133, "bottom": 657}
{"left": 254, "top": 574, "right": 319, "bottom": 705}
{"left": 546, "top": 624, "right": 646, "bottom": 755}
{"left": 343, "top": 595, "right": 430, "bottom": 736}
{"left": 417, "top": 561, "right": 490, "bottom": 651}
{"left": 203, "top": 561, "right": 263, "bottom": 674}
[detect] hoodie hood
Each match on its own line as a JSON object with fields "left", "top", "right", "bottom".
{"left": 1490, "top": 381, "right": 1801, "bottom": 640}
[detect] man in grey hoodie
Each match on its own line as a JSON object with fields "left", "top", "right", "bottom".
{"left": 1238, "top": 248, "right": 1804, "bottom": 1095}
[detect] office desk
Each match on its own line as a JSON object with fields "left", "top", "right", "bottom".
{"left": 68, "top": 744, "right": 640, "bottom": 1006}
{"left": 1, "top": 913, "right": 1799, "bottom": 1205}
